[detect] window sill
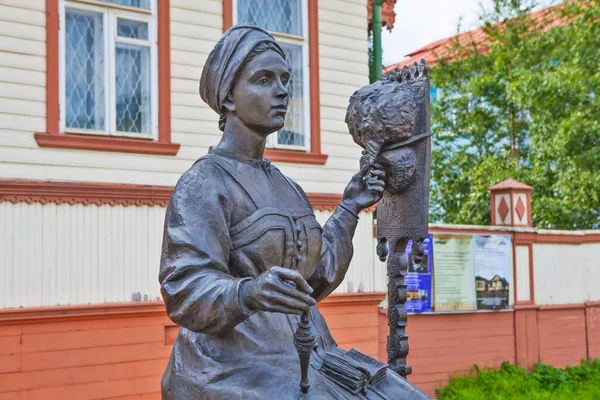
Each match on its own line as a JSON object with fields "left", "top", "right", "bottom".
{"left": 264, "top": 149, "right": 328, "bottom": 165}
{"left": 34, "top": 133, "right": 180, "bottom": 156}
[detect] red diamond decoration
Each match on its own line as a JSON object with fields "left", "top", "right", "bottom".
{"left": 498, "top": 197, "right": 509, "bottom": 223}
{"left": 515, "top": 197, "right": 526, "bottom": 221}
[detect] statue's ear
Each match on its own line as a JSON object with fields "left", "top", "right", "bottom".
{"left": 222, "top": 93, "right": 236, "bottom": 114}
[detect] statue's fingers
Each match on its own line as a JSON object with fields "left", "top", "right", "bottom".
{"left": 277, "top": 283, "right": 317, "bottom": 307}
{"left": 275, "top": 268, "right": 313, "bottom": 295}
{"left": 269, "top": 293, "right": 310, "bottom": 314}
{"left": 267, "top": 303, "right": 305, "bottom": 315}
{"left": 368, "top": 185, "right": 385, "bottom": 193}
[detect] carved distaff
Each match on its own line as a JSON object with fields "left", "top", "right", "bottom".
{"left": 346, "top": 60, "right": 431, "bottom": 378}
{"left": 284, "top": 280, "right": 316, "bottom": 393}
{"left": 294, "top": 309, "right": 316, "bottom": 393}
{"left": 379, "top": 62, "right": 430, "bottom": 377}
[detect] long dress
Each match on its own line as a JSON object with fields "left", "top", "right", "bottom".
{"left": 159, "top": 147, "right": 428, "bottom": 399}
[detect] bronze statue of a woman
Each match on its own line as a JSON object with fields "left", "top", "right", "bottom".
{"left": 159, "top": 25, "right": 428, "bottom": 399}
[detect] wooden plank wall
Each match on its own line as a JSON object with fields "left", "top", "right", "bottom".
{"left": 0, "top": 294, "right": 383, "bottom": 399}
{"left": 0, "top": 314, "right": 171, "bottom": 399}
{"left": 537, "top": 307, "right": 588, "bottom": 368}
{"left": 377, "top": 306, "right": 600, "bottom": 398}
{"left": 378, "top": 311, "right": 516, "bottom": 397}
{"left": 587, "top": 304, "right": 600, "bottom": 359}
{"left": 2, "top": 302, "right": 599, "bottom": 399}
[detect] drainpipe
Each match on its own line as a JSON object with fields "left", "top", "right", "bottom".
{"left": 371, "top": 0, "right": 386, "bottom": 81}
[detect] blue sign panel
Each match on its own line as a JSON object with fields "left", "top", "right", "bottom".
{"left": 405, "top": 234, "right": 433, "bottom": 313}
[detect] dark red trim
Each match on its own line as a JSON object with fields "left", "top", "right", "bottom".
{"left": 223, "top": 0, "right": 233, "bottom": 31}
{"left": 264, "top": 149, "right": 328, "bottom": 165}
{"left": 307, "top": 0, "right": 322, "bottom": 157}
{"left": 36, "top": 0, "right": 179, "bottom": 155}
{"left": 0, "top": 180, "right": 173, "bottom": 207}
{"left": 528, "top": 242, "right": 535, "bottom": 303}
{"left": 0, "top": 293, "right": 385, "bottom": 326}
{"left": 538, "top": 303, "right": 586, "bottom": 311}
{"left": 46, "top": 0, "right": 59, "bottom": 135}
{"left": 0, "top": 180, "right": 349, "bottom": 212}
{"left": 0, "top": 302, "right": 166, "bottom": 326}
{"left": 158, "top": 0, "right": 172, "bottom": 144}
{"left": 34, "top": 133, "right": 180, "bottom": 156}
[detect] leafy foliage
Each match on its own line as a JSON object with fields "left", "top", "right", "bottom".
{"left": 437, "top": 359, "right": 600, "bottom": 399}
{"left": 429, "top": 0, "right": 600, "bottom": 228}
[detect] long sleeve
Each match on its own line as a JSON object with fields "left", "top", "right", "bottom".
{"left": 159, "top": 161, "right": 253, "bottom": 334}
{"left": 308, "top": 205, "right": 360, "bottom": 302}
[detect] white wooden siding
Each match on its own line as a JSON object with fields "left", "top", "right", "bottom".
{"left": 0, "top": 0, "right": 47, "bottom": 157}
{"left": 0, "top": 201, "right": 166, "bottom": 308}
{"left": 515, "top": 245, "right": 531, "bottom": 302}
{"left": 0, "top": 0, "right": 369, "bottom": 194}
{"left": 0, "top": 202, "right": 377, "bottom": 308}
{"left": 533, "top": 242, "right": 600, "bottom": 305}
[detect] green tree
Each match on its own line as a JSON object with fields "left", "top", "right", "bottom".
{"left": 430, "top": 0, "right": 599, "bottom": 229}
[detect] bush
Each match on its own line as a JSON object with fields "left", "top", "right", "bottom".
{"left": 436, "top": 359, "right": 600, "bottom": 400}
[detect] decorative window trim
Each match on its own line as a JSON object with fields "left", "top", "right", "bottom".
{"left": 223, "top": 0, "right": 328, "bottom": 166}
{"left": 35, "top": 0, "right": 180, "bottom": 156}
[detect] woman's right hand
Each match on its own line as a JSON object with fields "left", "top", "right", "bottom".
{"left": 240, "top": 267, "right": 316, "bottom": 315}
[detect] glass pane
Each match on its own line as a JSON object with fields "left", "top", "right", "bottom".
{"left": 237, "top": 0, "right": 302, "bottom": 36}
{"left": 117, "top": 19, "right": 149, "bottom": 40}
{"left": 102, "top": 0, "right": 150, "bottom": 9}
{"left": 65, "top": 8, "right": 105, "bottom": 131}
{"left": 277, "top": 44, "right": 305, "bottom": 147}
{"left": 115, "top": 43, "right": 151, "bottom": 134}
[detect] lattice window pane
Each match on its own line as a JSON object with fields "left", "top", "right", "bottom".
{"left": 117, "top": 18, "right": 149, "bottom": 40}
{"left": 102, "top": 0, "right": 150, "bottom": 9}
{"left": 277, "top": 44, "right": 305, "bottom": 147}
{"left": 65, "top": 8, "right": 105, "bottom": 131}
{"left": 115, "top": 43, "right": 151, "bottom": 134}
{"left": 237, "top": 0, "right": 302, "bottom": 36}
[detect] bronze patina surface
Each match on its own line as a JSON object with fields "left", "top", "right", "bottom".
{"left": 159, "top": 25, "right": 428, "bottom": 399}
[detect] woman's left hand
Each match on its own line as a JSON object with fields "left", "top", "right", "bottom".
{"left": 340, "top": 162, "right": 386, "bottom": 215}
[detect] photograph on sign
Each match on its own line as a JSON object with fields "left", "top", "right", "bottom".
{"left": 473, "top": 235, "right": 512, "bottom": 310}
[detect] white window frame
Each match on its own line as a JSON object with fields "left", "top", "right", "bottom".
{"left": 59, "top": 0, "right": 158, "bottom": 140}
{"left": 233, "top": 0, "right": 311, "bottom": 152}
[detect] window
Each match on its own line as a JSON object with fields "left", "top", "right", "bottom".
{"left": 235, "top": 0, "right": 310, "bottom": 151}
{"left": 60, "top": 0, "right": 157, "bottom": 139}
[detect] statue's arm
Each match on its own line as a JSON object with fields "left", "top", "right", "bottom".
{"left": 307, "top": 205, "right": 359, "bottom": 301}
{"left": 307, "top": 162, "right": 386, "bottom": 301}
{"left": 159, "top": 166, "right": 254, "bottom": 334}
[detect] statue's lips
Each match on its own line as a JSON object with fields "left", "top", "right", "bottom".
{"left": 271, "top": 106, "right": 288, "bottom": 113}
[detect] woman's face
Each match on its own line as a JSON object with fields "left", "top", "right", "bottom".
{"left": 229, "top": 49, "right": 290, "bottom": 136}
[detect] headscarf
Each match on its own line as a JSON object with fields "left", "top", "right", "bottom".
{"left": 199, "top": 25, "right": 285, "bottom": 117}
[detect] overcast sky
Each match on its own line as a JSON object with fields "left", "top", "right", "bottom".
{"left": 381, "top": 0, "right": 489, "bottom": 66}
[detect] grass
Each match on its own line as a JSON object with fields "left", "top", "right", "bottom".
{"left": 436, "top": 359, "right": 600, "bottom": 400}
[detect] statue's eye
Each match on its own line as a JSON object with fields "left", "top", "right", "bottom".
{"left": 281, "top": 78, "right": 289, "bottom": 86}
{"left": 259, "top": 78, "right": 270, "bottom": 86}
